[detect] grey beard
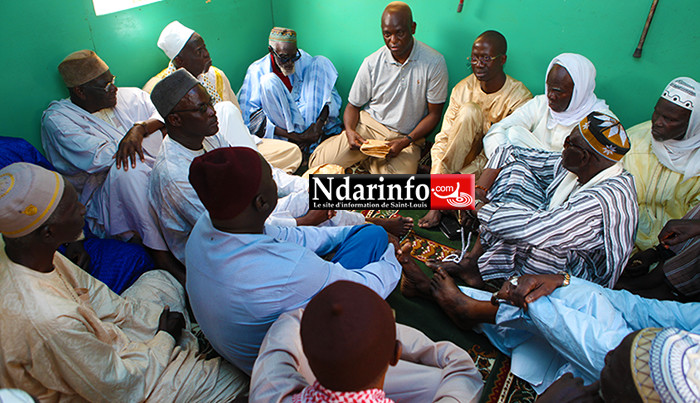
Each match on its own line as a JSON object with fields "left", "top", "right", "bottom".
{"left": 280, "top": 64, "right": 295, "bottom": 77}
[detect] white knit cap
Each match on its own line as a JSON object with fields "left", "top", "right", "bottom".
{"left": 661, "top": 77, "right": 696, "bottom": 111}
{"left": 0, "top": 163, "right": 64, "bottom": 238}
{"left": 157, "top": 21, "right": 195, "bottom": 60}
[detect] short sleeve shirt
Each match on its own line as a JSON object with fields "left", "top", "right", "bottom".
{"left": 348, "top": 40, "right": 448, "bottom": 134}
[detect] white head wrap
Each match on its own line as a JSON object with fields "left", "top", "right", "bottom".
{"left": 157, "top": 21, "right": 195, "bottom": 60}
{"left": 545, "top": 53, "right": 609, "bottom": 129}
{"left": 0, "top": 163, "right": 64, "bottom": 238}
{"left": 652, "top": 77, "right": 700, "bottom": 178}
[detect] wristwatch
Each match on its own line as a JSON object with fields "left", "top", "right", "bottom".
{"left": 132, "top": 121, "right": 148, "bottom": 132}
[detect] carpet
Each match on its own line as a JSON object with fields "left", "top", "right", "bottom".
{"left": 363, "top": 209, "right": 537, "bottom": 403}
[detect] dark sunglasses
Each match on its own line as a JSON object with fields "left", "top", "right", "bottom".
{"left": 268, "top": 46, "right": 301, "bottom": 64}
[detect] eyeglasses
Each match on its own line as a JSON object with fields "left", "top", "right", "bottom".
{"left": 563, "top": 136, "right": 585, "bottom": 152}
{"left": 170, "top": 101, "right": 213, "bottom": 115}
{"left": 467, "top": 54, "right": 503, "bottom": 66}
{"left": 83, "top": 76, "right": 116, "bottom": 93}
{"left": 268, "top": 46, "right": 301, "bottom": 64}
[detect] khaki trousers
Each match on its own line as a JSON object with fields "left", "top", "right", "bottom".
{"left": 257, "top": 138, "right": 302, "bottom": 174}
{"left": 309, "top": 111, "right": 422, "bottom": 174}
{"left": 430, "top": 102, "right": 487, "bottom": 176}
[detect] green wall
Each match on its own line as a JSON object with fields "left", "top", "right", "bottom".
{"left": 0, "top": 0, "right": 273, "bottom": 151}
{"left": 2, "top": 0, "right": 699, "bottom": 151}
{"left": 273, "top": 0, "right": 700, "bottom": 134}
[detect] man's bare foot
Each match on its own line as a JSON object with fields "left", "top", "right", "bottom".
{"left": 418, "top": 209, "right": 442, "bottom": 228}
{"left": 368, "top": 216, "right": 414, "bottom": 238}
{"left": 430, "top": 268, "right": 475, "bottom": 328}
{"left": 398, "top": 243, "right": 431, "bottom": 298}
{"left": 431, "top": 268, "right": 497, "bottom": 327}
{"left": 426, "top": 255, "right": 484, "bottom": 288}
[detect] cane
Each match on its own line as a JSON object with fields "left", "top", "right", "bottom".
{"left": 633, "top": 0, "right": 660, "bottom": 58}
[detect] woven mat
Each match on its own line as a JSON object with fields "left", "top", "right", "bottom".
{"left": 363, "top": 209, "right": 537, "bottom": 403}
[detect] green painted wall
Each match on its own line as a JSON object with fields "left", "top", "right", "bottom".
{"left": 273, "top": 0, "right": 700, "bottom": 138}
{"left": 0, "top": 0, "right": 273, "bottom": 151}
{"left": 2, "top": 0, "right": 699, "bottom": 151}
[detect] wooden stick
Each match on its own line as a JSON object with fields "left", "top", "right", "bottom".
{"left": 634, "top": 0, "right": 660, "bottom": 58}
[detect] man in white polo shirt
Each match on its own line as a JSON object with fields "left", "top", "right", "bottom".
{"left": 309, "top": 1, "right": 448, "bottom": 174}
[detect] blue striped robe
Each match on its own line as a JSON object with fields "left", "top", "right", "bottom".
{"left": 478, "top": 145, "right": 638, "bottom": 287}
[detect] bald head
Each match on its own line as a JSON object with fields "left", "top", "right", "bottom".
{"left": 475, "top": 30, "right": 507, "bottom": 55}
{"left": 382, "top": 1, "right": 413, "bottom": 24}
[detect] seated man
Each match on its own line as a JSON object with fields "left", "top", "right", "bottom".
{"left": 309, "top": 1, "right": 448, "bottom": 174}
{"left": 185, "top": 147, "right": 402, "bottom": 374}
{"left": 238, "top": 26, "right": 342, "bottom": 152}
{"left": 420, "top": 30, "right": 531, "bottom": 228}
{"left": 251, "top": 280, "right": 483, "bottom": 402}
{"left": 430, "top": 112, "right": 637, "bottom": 288}
{"left": 400, "top": 259, "right": 700, "bottom": 394}
{"left": 41, "top": 50, "right": 183, "bottom": 282}
{"left": 0, "top": 162, "right": 247, "bottom": 401}
{"left": 617, "top": 78, "right": 700, "bottom": 297}
{"left": 147, "top": 69, "right": 400, "bottom": 264}
{"left": 0, "top": 136, "right": 154, "bottom": 294}
{"left": 144, "top": 21, "right": 302, "bottom": 173}
{"left": 482, "top": 52, "right": 612, "bottom": 158}
{"left": 616, "top": 204, "right": 700, "bottom": 301}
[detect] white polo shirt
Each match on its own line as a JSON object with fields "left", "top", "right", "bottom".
{"left": 348, "top": 39, "right": 448, "bottom": 135}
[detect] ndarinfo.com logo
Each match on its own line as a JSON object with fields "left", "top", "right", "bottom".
{"left": 309, "top": 174, "right": 475, "bottom": 210}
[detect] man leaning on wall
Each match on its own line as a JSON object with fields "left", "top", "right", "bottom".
{"left": 309, "top": 1, "right": 448, "bottom": 175}
{"left": 419, "top": 30, "right": 532, "bottom": 229}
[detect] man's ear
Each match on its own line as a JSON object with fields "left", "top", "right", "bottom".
{"left": 71, "top": 86, "right": 86, "bottom": 100}
{"left": 390, "top": 340, "right": 402, "bottom": 366}
{"left": 501, "top": 54, "right": 507, "bottom": 66}
{"left": 166, "top": 113, "right": 182, "bottom": 128}
{"left": 581, "top": 148, "right": 593, "bottom": 167}
{"left": 37, "top": 223, "right": 55, "bottom": 242}
{"left": 253, "top": 193, "right": 269, "bottom": 212}
{"left": 172, "top": 55, "right": 183, "bottom": 69}
{"left": 411, "top": 22, "right": 417, "bottom": 35}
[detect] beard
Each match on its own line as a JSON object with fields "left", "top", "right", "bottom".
{"left": 280, "top": 64, "right": 295, "bottom": 77}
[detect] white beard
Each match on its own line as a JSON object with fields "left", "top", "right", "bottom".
{"left": 280, "top": 64, "right": 295, "bottom": 77}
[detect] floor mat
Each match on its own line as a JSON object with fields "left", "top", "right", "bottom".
{"left": 363, "top": 209, "right": 537, "bottom": 403}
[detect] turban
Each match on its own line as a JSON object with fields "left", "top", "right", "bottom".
{"left": 269, "top": 27, "right": 297, "bottom": 45}
{"left": 545, "top": 53, "right": 609, "bottom": 129}
{"left": 301, "top": 280, "right": 396, "bottom": 392}
{"left": 58, "top": 50, "right": 109, "bottom": 87}
{"left": 189, "top": 147, "right": 263, "bottom": 220}
{"left": 158, "top": 21, "right": 195, "bottom": 60}
{"left": 631, "top": 327, "right": 700, "bottom": 403}
{"left": 579, "top": 111, "right": 630, "bottom": 162}
{"left": 652, "top": 77, "right": 700, "bottom": 178}
{"left": 151, "top": 68, "right": 199, "bottom": 117}
{"left": 0, "top": 163, "right": 64, "bottom": 238}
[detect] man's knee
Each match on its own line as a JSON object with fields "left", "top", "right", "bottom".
{"left": 353, "top": 224, "right": 389, "bottom": 249}
{"left": 260, "top": 73, "right": 287, "bottom": 94}
{"left": 108, "top": 162, "right": 150, "bottom": 192}
{"left": 455, "top": 102, "right": 484, "bottom": 128}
